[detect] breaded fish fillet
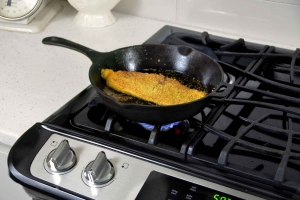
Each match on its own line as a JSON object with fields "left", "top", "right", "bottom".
{"left": 101, "top": 69, "right": 206, "bottom": 106}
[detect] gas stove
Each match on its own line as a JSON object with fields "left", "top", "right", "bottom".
{"left": 8, "top": 26, "right": 300, "bottom": 200}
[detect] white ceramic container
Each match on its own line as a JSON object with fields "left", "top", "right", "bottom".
{"left": 68, "top": 0, "right": 120, "bottom": 27}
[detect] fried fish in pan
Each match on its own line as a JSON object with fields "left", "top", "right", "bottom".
{"left": 101, "top": 69, "right": 207, "bottom": 106}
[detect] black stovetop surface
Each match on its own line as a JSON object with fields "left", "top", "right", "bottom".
{"left": 44, "top": 26, "right": 300, "bottom": 200}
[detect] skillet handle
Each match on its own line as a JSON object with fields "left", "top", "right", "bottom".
{"left": 210, "top": 82, "right": 234, "bottom": 98}
{"left": 42, "top": 37, "right": 101, "bottom": 63}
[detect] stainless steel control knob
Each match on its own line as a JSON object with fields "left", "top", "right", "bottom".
{"left": 45, "top": 140, "right": 77, "bottom": 174}
{"left": 82, "top": 151, "right": 115, "bottom": 187}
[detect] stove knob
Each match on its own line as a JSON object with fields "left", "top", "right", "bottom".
{"left": 82, "top": 151, "right": 115, "bottom": 187}
{"left": 45, "top": 140, "right": 77, "bottom": 174}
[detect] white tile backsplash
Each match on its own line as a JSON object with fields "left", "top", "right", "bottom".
{"left": 113, "top": 0, "right": 176, "bottom": 22}
{"left": 265, "top": 0, "right": 300, "bottom": 5}
{"left": 176, "top": 0, "right": 300, "bottom": 48}
{"left": 113, "top": 0, "right": 300, "bottom": 48}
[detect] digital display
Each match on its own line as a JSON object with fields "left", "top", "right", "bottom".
{"left": 136, "top": 171, "right": 245, "bottom": 200}
{"left": 214, "top": 193, "right": 233, "bottom": 200}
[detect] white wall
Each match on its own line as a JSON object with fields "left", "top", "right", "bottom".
{"left": 113, "top": 0, "right": 176, "bottom": 22}
{"left": 113, "top": 0, "right": 300, "bottom": 49}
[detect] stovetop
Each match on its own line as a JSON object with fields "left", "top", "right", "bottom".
{"left": 39, "top": 26, "right": 300, "bottom": 200}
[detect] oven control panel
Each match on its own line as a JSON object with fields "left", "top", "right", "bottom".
{"left": 136, "top": 171, "right": 244, "bottom": 200}
{"left": 30, "top": 127, "right": 263, "bottom": 200}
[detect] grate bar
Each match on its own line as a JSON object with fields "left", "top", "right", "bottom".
{"left": 245, "top": 72, "right": 300, "bottom": 93}
{"left": 274, "top": 118, "right": 293, "bottom": 183}
{"left": 201, "top": 31, "right": 220, "bottom": 47}
{"left": 180, "top": 126, "right": 201, "bottom": 154}
{"left": 214, "top": 51, "right": 300, "bottom": 60}
{"left": 235, "top": 85, "right": 300, "bottom": 105}
{"left": 104, "top": 114, "right": 117, "bottom": 132}
{"left": 217, "top": 60, "right": 245, "bottom": 73}
{"left": 219, "top": 38, "right": 245, "bottom": 50}
{"left": 205, "top": 116, "right": 300, "bottom": 185}
{"left": 213, "top": 99, "right": 300, "bottom": 118}
{"left": 148, "top": 124, "right": 161, "bottom": 145}
{"left": 272, "top": 66, "right": 300, "bottom": 74}
{"left": 290, "top": 48, "right": 300, "bottom": 84}
{"left": 239, "top": 116, "right": 300, "bottom": 137}
{"left": 205, "top": 123, "right": 300, "bottom": 158}
{"left": 204, "top": 124, "right": 284, "bottom": 157}
{"left": 217, "top": 114, "right": 269, "bottom": 165}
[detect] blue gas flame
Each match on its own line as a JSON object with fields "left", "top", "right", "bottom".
{"left": 138, "top": 121, "right": 180, "bottom": 131}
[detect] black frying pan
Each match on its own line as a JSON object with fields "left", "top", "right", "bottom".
{"left": 42, "top": 37, "right": 231, "bottom": 124}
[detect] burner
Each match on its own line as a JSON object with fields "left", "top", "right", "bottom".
{"left": 137, "top": 122, "right": 180, "bottom": 132}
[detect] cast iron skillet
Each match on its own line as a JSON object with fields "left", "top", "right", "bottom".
{"left": 42, "top": 37, "right": 231, "bottom": 124}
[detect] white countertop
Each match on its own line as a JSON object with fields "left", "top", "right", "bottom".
{"left": 0, "top": 0, "right": 298, "bottom": 146}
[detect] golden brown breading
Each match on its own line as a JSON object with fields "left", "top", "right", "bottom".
{"left": 101, "top": 69, "right": 206, "bottom": 106}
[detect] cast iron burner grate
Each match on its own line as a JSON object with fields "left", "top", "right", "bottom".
{"left": 181, "top": 33, "right": 300, "bottom": 194}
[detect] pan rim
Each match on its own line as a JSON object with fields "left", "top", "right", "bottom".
{"left": 89, "top": 44, "right": 225, "bottom": 108}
